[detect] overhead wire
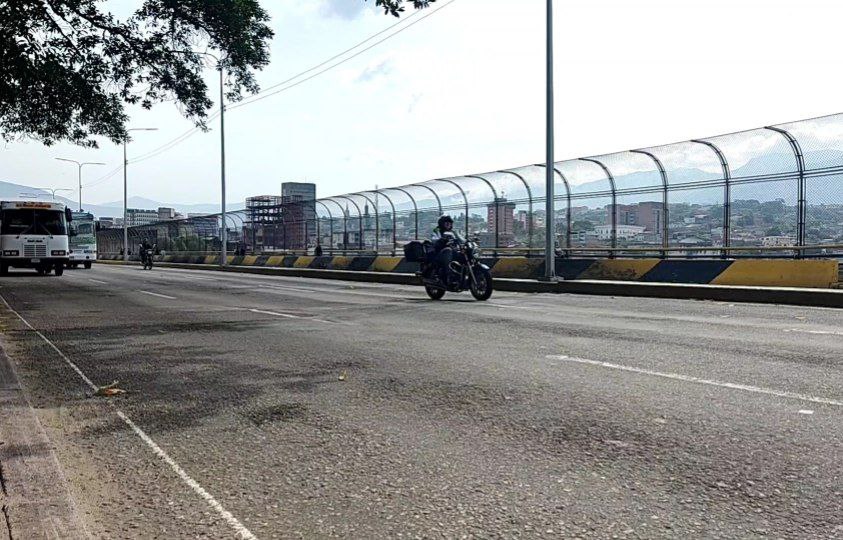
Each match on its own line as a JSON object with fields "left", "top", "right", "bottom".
{"left": 84, "top": 0, "right": 456, "bottom": 190}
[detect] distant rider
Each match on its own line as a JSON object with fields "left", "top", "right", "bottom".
{"left": 139, "top": 239, "right": 152, "bottom": 265}
{"left": 430, "top": 215, "right": 463, "bottom": 285}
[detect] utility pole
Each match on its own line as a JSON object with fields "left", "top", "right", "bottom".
{"left": 542, "top": 0, "right": 557, "bottom": 281}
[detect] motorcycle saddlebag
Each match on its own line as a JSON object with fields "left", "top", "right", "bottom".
{"left": 403, "top": 241, "right": 426, "bottom": 262}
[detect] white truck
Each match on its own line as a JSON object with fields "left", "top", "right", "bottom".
{"left": 0, "top": 201, "right": 72, "bottom": 276}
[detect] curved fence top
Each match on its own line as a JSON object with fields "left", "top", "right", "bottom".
{"left": 102, "top": 113, "right": 843, "bottom": 256}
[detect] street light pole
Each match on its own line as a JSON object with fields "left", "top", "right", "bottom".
{"left": 542, "top": 0, "right": 557, "bottom": 281}
{"left": 123, "top": 128, "right": 158, "bottom": 263}
{"left": 168, "top": 49, "right": 227, "bottom": 266}
{"left": 55, "top": 158, "right": 105, "bottom": 211}
{"left": 218, "top": 65, "right": 227, "bottom": 267}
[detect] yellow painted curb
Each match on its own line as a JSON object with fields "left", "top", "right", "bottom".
{"left": 712, "top": 260, "right": 839, "bottom": 288}
{"left": 294, "top": 256, "right": 315, "bottom": 268}
{"left": 491, "top": 258, "right": 543, "bottom": 278}
{"left": 579, "top": 259, "right": 661, "bottom": 280}
{"left": 330, "top": 257, "right": 353, "bottom": 270}
{"left": 369, "top": 257, "right": 402, "bottom": 272}
{"left": 241, "top": 255, "right": 259, "bottom": 266}
{"left": 265, "top": 255, "right": 285, "bottom": 267}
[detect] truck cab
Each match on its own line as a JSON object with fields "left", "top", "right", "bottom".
{"left": 0, "top": 201, "right": 72, "bottom": 276}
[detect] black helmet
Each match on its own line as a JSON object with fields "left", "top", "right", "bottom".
{"left": 438, "top": 215, "right": 454, "bottom": 229}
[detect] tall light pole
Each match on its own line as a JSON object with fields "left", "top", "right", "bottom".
{"left": 55, "top": 158, "right": 105, "bottom": 211}
{"left": 169, "top": 50, "right": 227, "bottom": 265}
{"left": 123, "top": 128, "right": 158, "bottom": 262}
{"left": 542, "top": 0, "right": 557, "bottom": 281}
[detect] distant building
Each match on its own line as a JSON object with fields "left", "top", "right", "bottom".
{"left": 97, "top": 217, "right": 116, "bottom": 228}
{"left": 612, "top": 201, "right": 665, "bottom": 235}
{"left": 281, "top": 182, "right": 316, "bottom": 249}
{"left": 246, "top": 196, "right": 283, "bottom": 250}
{"left": 762, "top": 235, "right": 796, "bottom": 247}
{"left": 594, "top": 224, "right": 645, "bottom": 241}
{"left": 125, "top": 208, "right": 158, "bottom": 227}
{"left": 485, "top": 197, "right": 516, "bottom": 246}
{"left": 157, "top": 207, "right": 176, "bottom": 221}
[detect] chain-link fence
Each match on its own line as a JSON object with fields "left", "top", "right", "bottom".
{"left": 99, "top": 114, "right": 843, "bottom": 259}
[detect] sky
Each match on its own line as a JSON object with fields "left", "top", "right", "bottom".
{"left": 2, "top": 0, "right": 843, "bottom": 208}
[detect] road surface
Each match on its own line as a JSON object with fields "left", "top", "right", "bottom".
{"left": 0, "top": 264, "right": 840, "bottom": 538}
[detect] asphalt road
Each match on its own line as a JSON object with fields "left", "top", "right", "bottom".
{"left": 0, "top": 264, "right": 840, "bottom": 539}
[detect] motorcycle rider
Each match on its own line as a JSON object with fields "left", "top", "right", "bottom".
{"left": 431, "top": 215, "right": 463, "bottom": 286}
{"left": 139, "top": 239, "right": 152, "bottom": 266}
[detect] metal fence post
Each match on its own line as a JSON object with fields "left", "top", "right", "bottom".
{"left": 579, "top": 158, "right": 617, "bottom": 255}
{"left": 692, "top": 139, "right": 731, "bottom": 258}
{"left": 630, "top": 149, "right": 670, "bottom": 257}
{"left": 765, "top": 126, "right": 807, "bottom": 257}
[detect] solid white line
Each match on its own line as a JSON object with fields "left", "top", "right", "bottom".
{"left": 784, "top": 328, "right": 843, "bottom": 337}
{"left": 115, "top": 411, "right": 257, "bottom": 539}
{"left": 0, "top": 293, "right": 257, "bottom": 539}
{"left": 89, "top": 279, "right": 108, "bottom": 285}
{"left": 546, "top": 355, "right": 843, "bottom": 407}
{"left": 0, "top": 295, "right": 98, "bottom": 391}
{"left": 137, "top": 290, "right": 177, "bottom": 300}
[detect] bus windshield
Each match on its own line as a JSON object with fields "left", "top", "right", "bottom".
{"left": 1, "top": 209, "right": 67, "bottom": 236}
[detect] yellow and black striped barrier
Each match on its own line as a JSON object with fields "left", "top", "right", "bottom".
{"left": 97, "top": 255, "right": 839, "bottom": 288}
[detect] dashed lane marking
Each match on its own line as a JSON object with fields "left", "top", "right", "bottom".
{"left": 546, "top": 354, "right": 843, "bottom": 407}
{"left": 88, "top": 279, "right": 108, "bottom": 284}
{"left": 784, "top": 328, "right": 843, "bottom": 337}
{"left": 0, "top": 293, "right": 258, "bottom": 540}
{"left": 247, "top": 308, "right": 336, "bottom": 324}
{"left": 137, "top": 290, "right": 177, "bottom": 300}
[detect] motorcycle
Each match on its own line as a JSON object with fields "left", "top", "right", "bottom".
{"left": 141, "top": 245, "right": 156, "bottom": 270}
{"left": 404, "top": 235, "right": 493, "bottom": 301}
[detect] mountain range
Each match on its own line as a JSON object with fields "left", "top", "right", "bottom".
{"left": 0, "top": 181, "right": 241, "bottom": 218}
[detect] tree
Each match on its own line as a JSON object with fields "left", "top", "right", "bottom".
{"left": 1, "top": 1, "right": 433, "bottom": 147}
{"left": 372, "top": 1, "right": 436, "bottom": 17}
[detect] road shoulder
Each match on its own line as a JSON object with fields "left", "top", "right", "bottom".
{"left": 0, "top": 340, "right": 88, "bottom": 539}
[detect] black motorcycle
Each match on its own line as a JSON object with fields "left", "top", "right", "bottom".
{"left": 141, "top": 245, "right": 155, "bottom": 270}
{"left": 404, "top": 236, "right": 493, "bottom": 301}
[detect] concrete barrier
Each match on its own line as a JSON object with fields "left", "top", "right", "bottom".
{"left": 96, "top": 255, "right": 840, "bottom": 288}
{"left": 96, "top": 259, "right": 843, "bottom": 308}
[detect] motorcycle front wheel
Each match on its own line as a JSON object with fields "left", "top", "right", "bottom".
{"left": 470, "top": 267, "right": 493, "bottom": 301}
{"left": 425, "top": 285, "right": 445, "bottom": 300}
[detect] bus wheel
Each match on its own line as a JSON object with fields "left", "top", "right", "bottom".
{"left": 54, "top": 264, "right": 64, "bottom": 276}
{"left": 84, "top": 262, "right": 92, "bottom": 269}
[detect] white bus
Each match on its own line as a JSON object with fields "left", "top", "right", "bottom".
{"left": 0, "top": 201, "right": 72, "bottom": 276}
{"left": 68, "top": 211, "right": 96, "bottom": 269}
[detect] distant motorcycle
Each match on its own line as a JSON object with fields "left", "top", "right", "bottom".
{"left": 404, "top": 236, "right": 493, "bottom": 301}
{"left": 141, "top": 245, "right": 156, "bottom": 270}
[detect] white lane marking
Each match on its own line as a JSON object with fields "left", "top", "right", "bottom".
{"left": 0, "top": 294, "right": 257, "bottom": 540}
{"left": 798, "top": 410, "right": 814, "bottom": 415}
{"left": 89, "top": 279, "right": 108, "bottom": 285}
{"left": 247, "top": 308, "right": 336, "bottom": 324}
{"left": 137, "top": 290, "right": 177, "bottom": 300}
{"left": 784, "top": 328, "right": 843, "bottom": 337}
{"left": 248, "top": 308, "right": 299, "bottom": 318}
{"left": 546, "top": 355, "right": 843, "bottom": 407}
{"left": 115, "top": 411, "right": 256, "bottom": 539}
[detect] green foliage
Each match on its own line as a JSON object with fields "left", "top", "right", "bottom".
{"left": 371, "top": 0, "right": 436, "bottom": 17}
{"left": 1, "top": 0, "right": 273, "bottom": 147}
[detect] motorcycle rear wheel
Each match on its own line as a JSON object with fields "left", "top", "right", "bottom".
{"left": 470, "top": 267, "right": 493, "bottom": 301}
